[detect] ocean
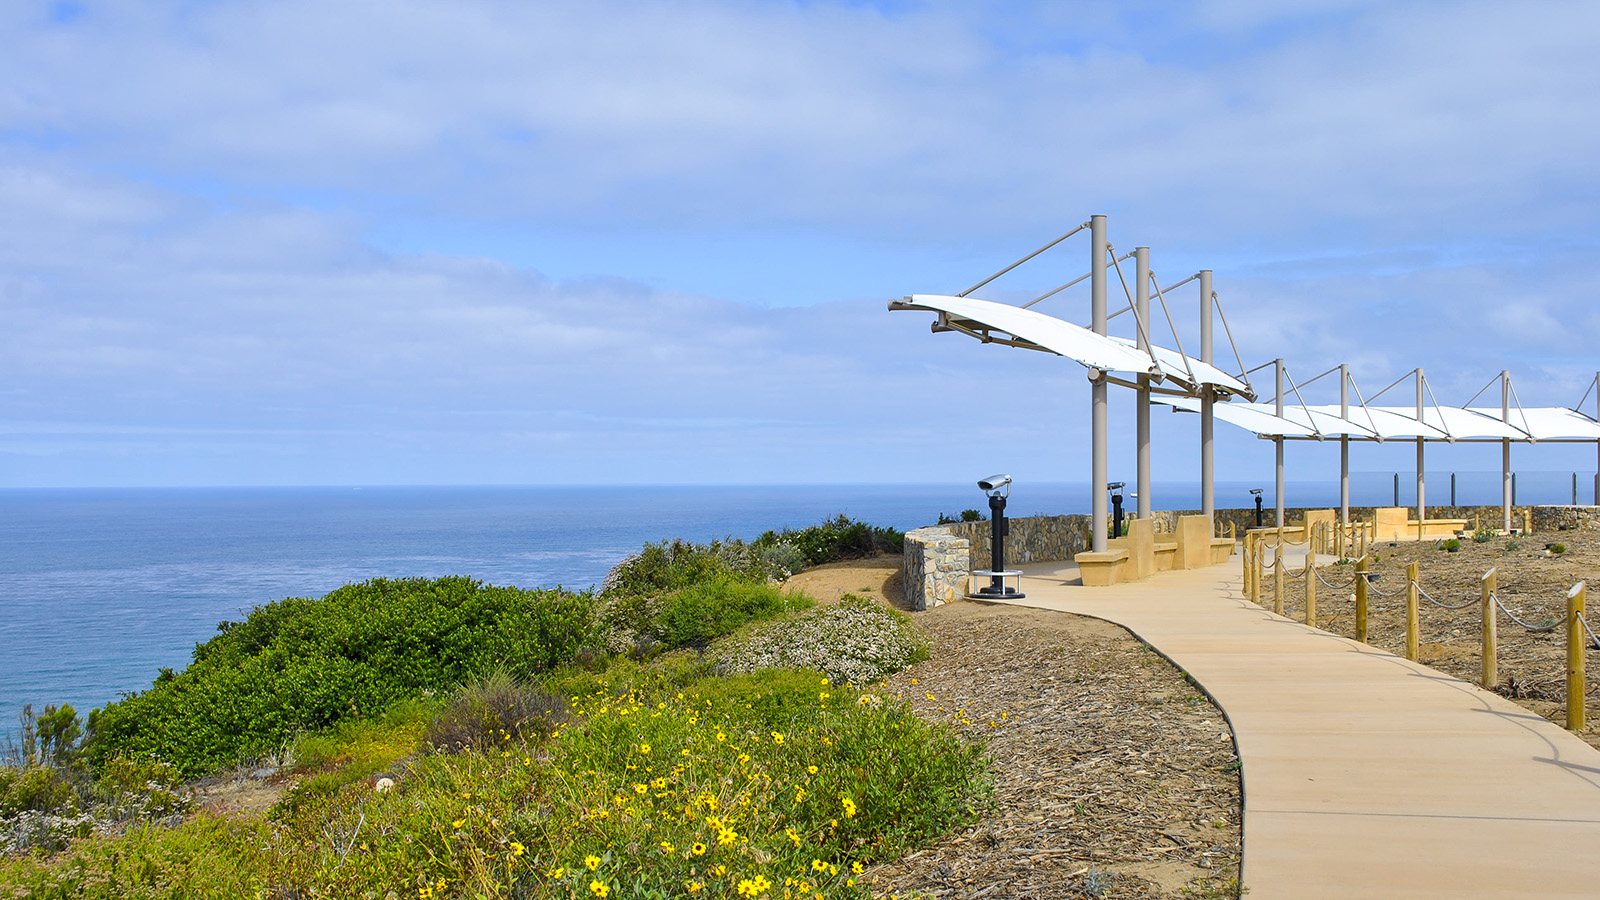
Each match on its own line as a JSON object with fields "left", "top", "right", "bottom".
{"left": 0, "top": 474, "right": 1581, "bottom": 744}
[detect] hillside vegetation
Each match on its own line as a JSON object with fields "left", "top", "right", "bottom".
{"left": 0, "top": 516, "right": 979, "bottom": 900}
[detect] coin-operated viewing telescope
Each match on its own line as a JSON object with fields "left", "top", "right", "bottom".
{"left": 971, "top": 474, "right": 1024, "bottom": 600}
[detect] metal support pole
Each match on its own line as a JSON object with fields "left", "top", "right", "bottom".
{"left": 1200, "top": 270, "right": 1215, "bottom": 521}
{"left": 1595, "top": 372, "right": 1599, "bottom": 505}
{"left": 1090, "top": 215, "right": 1109, "bottom": 553}
{"left": 1416, "top": 368, "right": 1426, "bottom": 539}
{"left": 1481, "top": 568, "right": 1497, "bottom": 690}
{"left": 1135, "top": 247, "right": 1151, "bottom": 519}
{"left": 1275, "top": 359, "right": 1285, "bottom": 527}
{"left": 1339, "top": 363, "right": 1349, "bottom": 527}
{"left": 1502, "top": 371, "right": 1512, "bottom": 532}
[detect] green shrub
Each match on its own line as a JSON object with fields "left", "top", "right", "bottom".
{"left": 600, "top": 538, "right": 777, "bottom": 597}
{"left": 756, "top": 515, "right": 905, "bottom": 566}
{"left": 84, "top": 577, "right": 600, "bottom": 778}
{"left": 0, "top": 670, "right": 991, "bottom": 899}
{"left": 1441, "top": 539, "right": 1461, "bottom": 552}
{"left": 1473, "top": 525, "right": 1497, "bottom": 543}
{"left": 605, "top": 577, "right": 811, "bottom": 653}
{"left": 710, "top": 594, "right": 930, "bottom": 685}
{"left": 1550, "top": 543, "right": 1568, "bottom": 555}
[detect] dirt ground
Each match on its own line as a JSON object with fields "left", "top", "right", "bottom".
{"left": 788, "top": 560, "right": 1243, "bottom": 899}
{"left": 1266, "top": 527, "right": 1600, "bottom": 751}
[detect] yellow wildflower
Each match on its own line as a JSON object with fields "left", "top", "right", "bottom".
{"left": 691, "top": 842, "right": 707, "bottom": 856}
{"left": 842, "top": 797, "right": 857, "bottom": 818}
{"left": 590, "top": 880, "right": 610, "bottom": 897}
{"left": 585, "top": 854, "right": 602, "bottom": 871}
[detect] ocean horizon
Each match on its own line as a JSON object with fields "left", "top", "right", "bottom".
{"left": 2, "top": 475, "right": 1587, "bottom": 746}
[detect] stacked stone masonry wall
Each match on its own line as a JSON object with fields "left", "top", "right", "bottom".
{"left": 901, "top": 505, "right": 1596, "bottom": 610}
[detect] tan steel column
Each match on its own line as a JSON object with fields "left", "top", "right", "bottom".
{"left": 1135, "top": 247, "right": 1151, "bottom": 518}
{"left": 1090, "top": 215, "right": 1109, "bottom": 552}
{"left": 1200, "top": 270, "right": 1215, "bottom": 521}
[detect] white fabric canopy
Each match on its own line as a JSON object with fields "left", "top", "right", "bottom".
{"left": 889, "top": 294, "right": 1252, "bottom": 397}
{"left": 1467, "top": 407, "right": 1600, "bottom": 440}
{"left": 1158, "top": 396, "right": 1600, "bottom": 442}
{"left": 890, "top": 294, "right": 1157, "bottom": 374}
{"left": 1106, "top": 335, "right": 1251, "bottom": 396}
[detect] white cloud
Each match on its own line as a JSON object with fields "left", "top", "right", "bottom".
{"left": 1, "top": 1, "right": 1598, "bottom": 486}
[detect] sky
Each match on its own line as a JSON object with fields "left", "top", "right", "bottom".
{"left": 3, "top": 0, "right": 1599, "bottom": 492}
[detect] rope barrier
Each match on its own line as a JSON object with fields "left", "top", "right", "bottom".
{"left": 1579, "top": 610, "right": 1600, "bottom": 651}
{"left": 1414, "top": 582, "right": 1478, "bottom": 611}
{"left": 1312, "top": 567, "right": 1357, "bottom": 590}
{"left": 1365, "top": 575, "right": 1404, "bottom": 598}
{"left": 1490, "top": 591, "right": 1559, "bottom": 633}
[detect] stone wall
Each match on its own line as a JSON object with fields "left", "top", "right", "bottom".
{"left": 901, "top": 527, "right": 971, "bottom": 612}
{"left": 902, "top": 515, "right": 1091, "bottom": 610}
{"left": 901, "top": 505, "right": 1596, "bottom": 610}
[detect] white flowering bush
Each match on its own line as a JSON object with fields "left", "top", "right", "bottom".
{"left": 709, "top": 595, "right": 930, "bottom": 685}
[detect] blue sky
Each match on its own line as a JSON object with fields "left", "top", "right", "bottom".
{"left": 3, "top": 0, "right": 1599, "bottom": 490}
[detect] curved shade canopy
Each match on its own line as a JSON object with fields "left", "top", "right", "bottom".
{"left": 1159, "top": 396, "right": 1600, "bottom": 442}
{"left": 1106, "top": 335, "right": 1251, "bottom": 396}
{"left": 890, "top": 294, "right": 1157, "bottom": 375}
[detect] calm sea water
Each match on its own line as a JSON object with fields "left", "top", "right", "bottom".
{"left": 1, "top": 475, "right": 1580, "bottom": 742}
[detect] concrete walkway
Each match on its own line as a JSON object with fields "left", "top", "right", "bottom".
{"left": 994, "top": 557, "right": 1600, "bottom": 900}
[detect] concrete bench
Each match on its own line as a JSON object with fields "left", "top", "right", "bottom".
{"left": 1075, "top": 549, "right": 1129, "bottom": 586}
{"left": 1153, "top": 542, "right": 1178, "bottom": 571}
{"left": 1209, "top": 537, "right": 1236, "bottom": 564}
{"left": 1410, "top": 518, "right": 1468, "bottom": 538}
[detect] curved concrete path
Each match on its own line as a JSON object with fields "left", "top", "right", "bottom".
{"left": 993, "top": 557, "right": 1600, "bottom": 899}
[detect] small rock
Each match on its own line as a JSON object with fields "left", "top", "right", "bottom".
{"left": 374, "top": 777, "right": 396, "bottom": 793}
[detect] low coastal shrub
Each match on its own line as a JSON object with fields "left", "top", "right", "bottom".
{"left": 604, "top": 577, "right": 812, "bottom": 654}
{"left": 754, "top": 515, "right": 905, "bottom": 567}
{"left": 710, "top": 594, "right": 930, "bottom": 685}
{"left": 0, "top": 669, "right": 991, "bottom": 899}
{"left": 600, "top": 516, "right": 905, "bottom": 600}
{"left": 85, "top": 577, "right": 601, "bottom": 778}
{"left": 601, "top": 538, "right": 778, "bottom": 597}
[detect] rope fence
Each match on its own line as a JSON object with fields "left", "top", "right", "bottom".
{"left": 1243, "top": 536, "right": 1595, "bottom": 733}
{"left": 1416, "top": 582, "right": 1479, "bottom": 612}
{"left": 1489, "top": 591, "right": 1559, "bottom": 633}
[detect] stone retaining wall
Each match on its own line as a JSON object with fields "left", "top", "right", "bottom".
{"left": 902, "top": 515, "right": 1091, "bottom": 611}
{"left": 901, "top": 505, "right": 1596, "bottom": 610}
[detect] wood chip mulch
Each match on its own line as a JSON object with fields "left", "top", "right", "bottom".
{"left": 866, "top": 602, "right": 1242, "bottom": 900}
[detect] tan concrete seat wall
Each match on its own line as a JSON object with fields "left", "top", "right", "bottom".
{"left": 1075, "top": 550, "right": 1129, "bottom": 586}
{"left": 1173, "top": 514, "right": 1214, "bottom": 569}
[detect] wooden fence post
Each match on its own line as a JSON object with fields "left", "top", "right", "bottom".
{"left": 1568, "top": 582, "right": 1587, "bottom": 732}
{"left": 1305, "top": 554, "right": 1317, "bottom": 627}
{"left": 1481, "top": 568, "right": 1497, "bottom": 690}
{"left": 1245, "top": 533, "right": 1256, "bottom": 603}
{"left": 1355, "top": 555, "right": 1369, "bottom": 643}
{"left": 1406, "top": 561, "right": 1420, "bottom": 662}
{"left": 1274, "top": 551, "right": 1285, "bottom": 617}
